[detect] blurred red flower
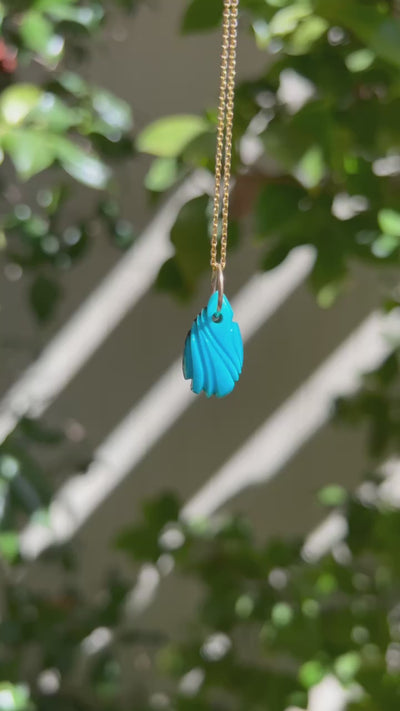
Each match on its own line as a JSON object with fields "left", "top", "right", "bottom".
{"left": 0, "top": 40, "right": 17, "bottom": 73}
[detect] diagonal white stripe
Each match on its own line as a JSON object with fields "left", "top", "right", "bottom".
{"left": 20, "top": 247, "right": 314, "bottom": 556}
{"left": 0, "top": 177, "right": 208, "bottom": 445}
{"left": 183, "top": 310, "right": 400, "bottom": 520}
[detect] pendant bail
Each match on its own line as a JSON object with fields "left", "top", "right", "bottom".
{"left": 212, "top": 263, "right": 225, "bottom": 312}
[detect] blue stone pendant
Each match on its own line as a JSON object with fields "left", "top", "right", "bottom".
{"left": 183, "top": 291, "right": 243, "bottom": 398}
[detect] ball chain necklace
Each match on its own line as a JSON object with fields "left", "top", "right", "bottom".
{"left": 183, "top": 0, "right": 243, "bottom": 398}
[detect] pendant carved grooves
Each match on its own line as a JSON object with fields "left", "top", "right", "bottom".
{"left": 183, "top": 291, "right": 243, "bottom": 398}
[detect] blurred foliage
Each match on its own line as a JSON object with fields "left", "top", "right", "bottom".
{"left": 2, "top": 465, "right": 400, "bottom": 710}
{"left": 1, "top": 1, "right": 400, "bottom": 711}
{"left": 0, "top": 0, "right": 138, "bottom": 321}
{"left": 115, "top": 485, "right": 400, "bottom": 711}
{"left": 137, "top": 0, "right": 400, "bottom": 307}
{"left": 334, "top": 345, "right": 400, "bottom": 459}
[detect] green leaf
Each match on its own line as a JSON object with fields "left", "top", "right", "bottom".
{"left": 143, "top": 492, "right": 180, "bottom": 527}
{"left": 54, "top": 137, "right": 110, "bottom": 189}
{"left": 0, "top": 89, "right": 80, "bottom": 156}
{"left": 269, "top": 3, "right": 312, "bottom": 36}
{"left": 0, "top": 683, "right": 32, "bottom": 711}
{"left": 137, "top": 115, "right": 210, "bottom": 157}
{"left": 252, "top": 19, "right": 271, "bottom": 49}
{"left": 170, "top": 195, "right": 210, "bottom": 280}
{"left": 0, "top": 84, "right": 42, "bottom": 125}
{"left": 345, "top": 49, "right": 375, "bottom": 73}
{"left": 155, "top": 195, "right": 214, "bottom": 298}
{"left": 334, "top": 652, "right": 361, "bottom": 685}
{"left": 116, "top": 493, "right": 180, "bottom": 562}
{"left": 314, "top": 0, "right": 400, "bottom": 68}
{"left": 145, "top": 157, "right": 180, "bottom": 192}
{"left": 91, "top": 88, "right": 133, "bottom": 132}
{"left": 29, "top": 274, "right": 62, "bottom": 322}
{"left": 316, "top": 571, "right": 338, "bottom": 595}
{"left": 43, "top": 3, "right": 104, "bottom": 29}
{"left": 109, "top": 219, "right": 135, "bottom": 250}
{"left": 262, "top": 241, "right": 293, "bottom": 271}
{"left": 20, "top": 10, "right": 64, "bottom": 61}
{"left": 318, "top": 485, "right": 348, "bottom": 507}
{"left": 299, "top": 659, "right": 326, "bottom": 689}
{"left": 181, "top": 0, "right": 223, "bottom": 33}
{"left": 289, "top": 15, "right": 328, "bottom": 54}
{"left": 2, "top": 129, "right": 56, "bottom": 179}
{"left": 256, "top": 183, "right": 306, "bottom": 236}
{"left": 315, "top": 282, "right": 343, "bottom": 308}
{"left": 56, "top": 70, "right": 88, "bottom": 97}
{"left": 271, "top": 602, "right": 294, "bottom": 627}
{"left": 295, "top": 145, "right": 325, "bottom": 188}
{"left": 0, "top": 532, "right": 19, "bottom": 563}
{"left": 181, "top": 129, "right": 216, "bottom": 169}
{"left": 34, "top": 0, "right": 75, "bottom": 9}
{"left": 29, "top": 92, "right": 81, "bottom": 132}
{"left": 0, "top": 454, "right": 20, "bottom": 480}
{"left": 371, "top": 233, "right": 400, "bottom": 258}
{"left": 235, "top": 594, "right": 255, "bottom": 619}
{"left": 155, "top": 257, "right": 189, "bottom": 299}
{"left": 377, "top": 209, "right": 400, "bottom": 237}
{"left": 20, "top": 416, "right": 64, "bottom": 444}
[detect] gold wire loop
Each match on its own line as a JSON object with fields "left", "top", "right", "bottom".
{"left": 210, "top": 0, "right": 238, "bottom": 273}
{"left": 212, "top": 264, "right": 225, "bottom": 313}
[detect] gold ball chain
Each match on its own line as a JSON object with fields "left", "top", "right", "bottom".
{"left": 210, "top": 0, "right": 239, "bottom": 275}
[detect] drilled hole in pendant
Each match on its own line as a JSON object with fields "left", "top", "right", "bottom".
{"left": 212, "top": 312, "right": 223, "bottom": 323}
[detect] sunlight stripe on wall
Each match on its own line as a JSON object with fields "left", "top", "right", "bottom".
{"left": 20, "top": 248, "right": 314, "bottom": 557}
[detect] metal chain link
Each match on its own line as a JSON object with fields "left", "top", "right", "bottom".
{"left": 210, "top": 0, "right": 239, "bottom": 274}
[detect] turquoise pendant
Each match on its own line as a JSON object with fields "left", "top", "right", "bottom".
{"left": 183, "top": 291, "right": 243, "bottom": 398}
